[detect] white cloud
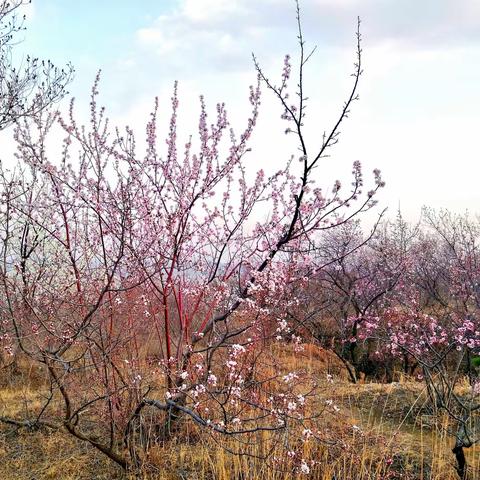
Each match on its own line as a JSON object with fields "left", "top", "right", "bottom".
{"left": 35, "top": 0, "right": 480, "bottom": 222}
{"left": 182, "top": 0, "right": 246, "bottom": 23}
{"left": 129, "top": 0, "right": 480, "bottom": 86}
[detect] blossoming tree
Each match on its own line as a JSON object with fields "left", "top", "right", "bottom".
{"left": 0, "top": 2, "right": 384, "bottom": 473}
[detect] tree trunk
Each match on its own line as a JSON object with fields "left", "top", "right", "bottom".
{"left": 452, "top": 444, "right": 469, "bottom": 480}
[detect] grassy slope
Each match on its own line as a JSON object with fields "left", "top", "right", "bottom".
{"left": 1, "top": 346, "right": 479, "bottom": 479}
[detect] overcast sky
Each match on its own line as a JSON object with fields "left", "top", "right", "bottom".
{"left": 10, "top": 0, "right": 480, "bottom": 223}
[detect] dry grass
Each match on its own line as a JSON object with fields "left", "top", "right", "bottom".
{"left": 1, "top": 346, "right": 480, "bottom": 479}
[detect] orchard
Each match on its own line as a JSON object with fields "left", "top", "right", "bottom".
{"left": 0, "top": 1, "right": 477, "bottom": 480}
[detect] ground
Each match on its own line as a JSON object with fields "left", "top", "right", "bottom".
{"left": 1, "top": 345, "right": 478, "bottom": 479}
